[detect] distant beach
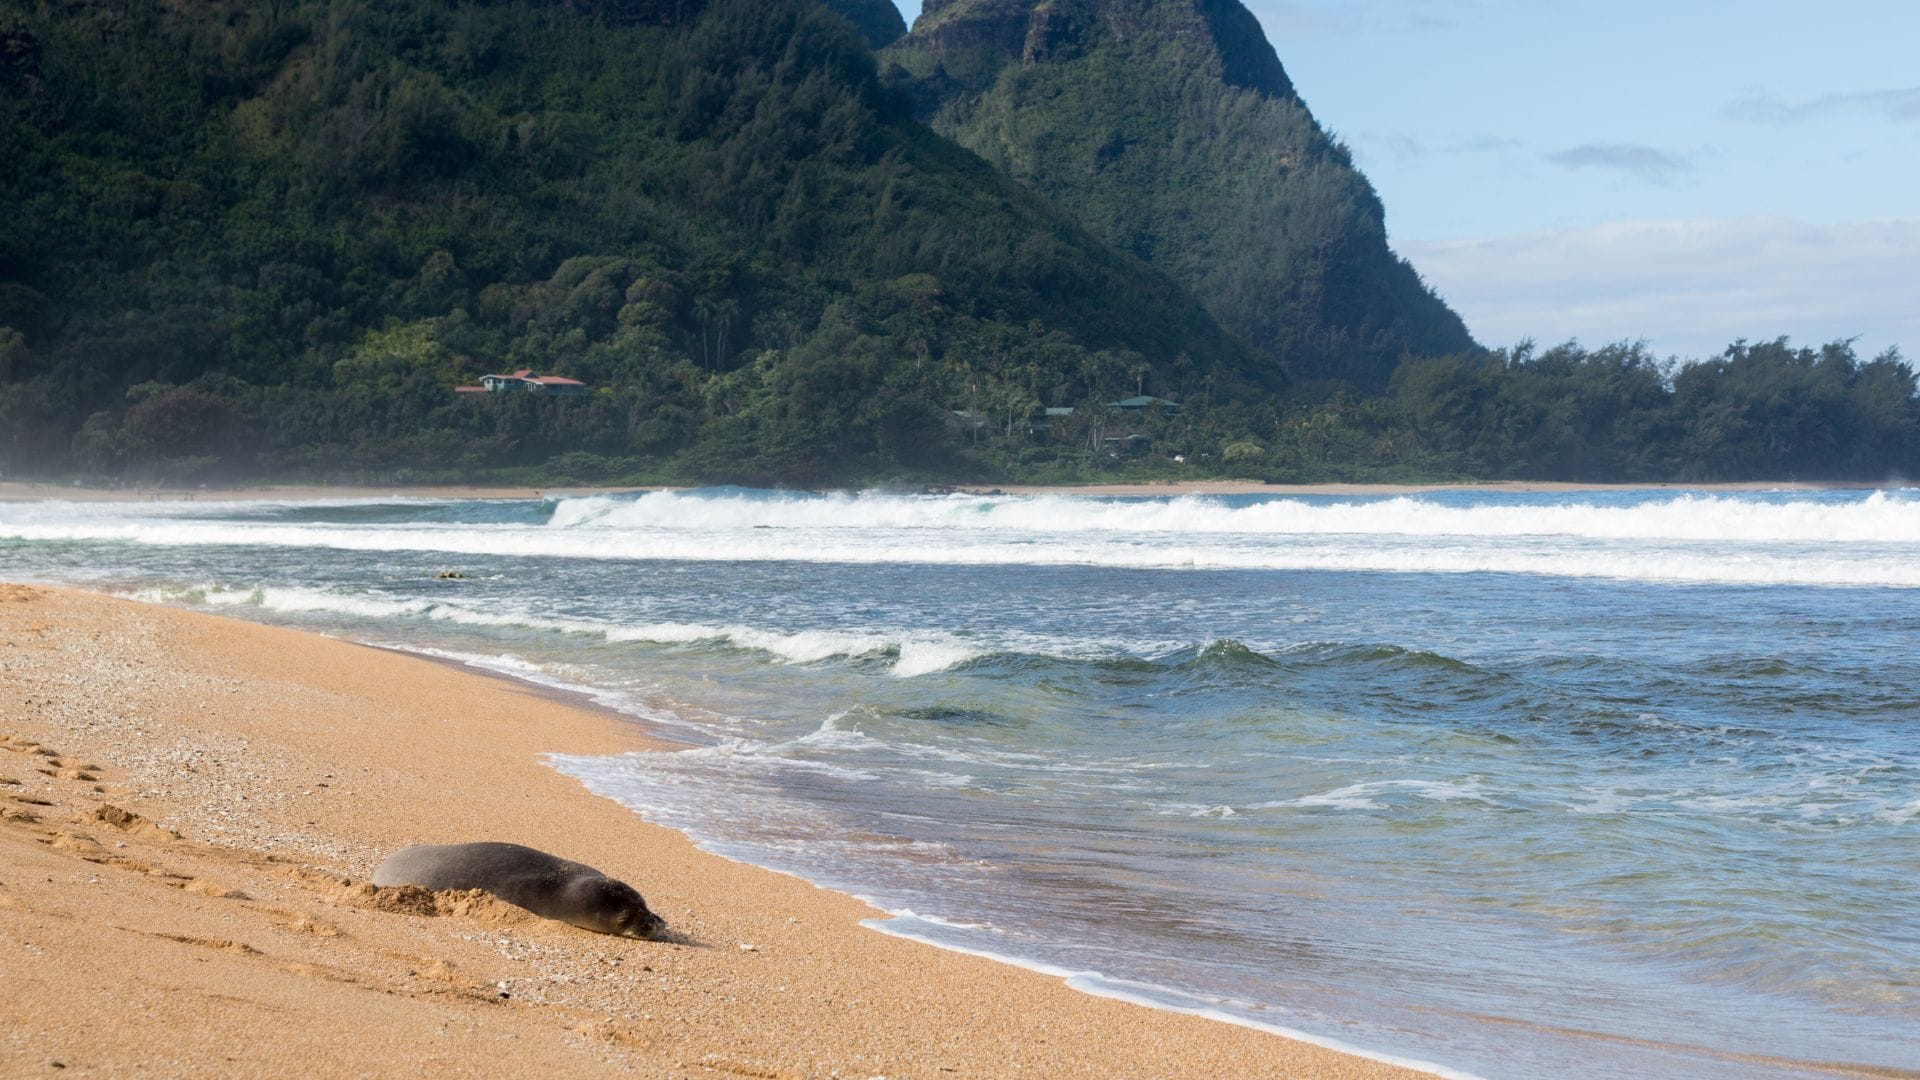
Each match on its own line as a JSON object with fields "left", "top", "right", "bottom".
{"left": 0, "top": 481, "right": 667, "bottom": 503}
{"left": 985, "top": 479, "right": 1900, "bottom": 497}
{"left": 0, "top": 477, "right": 1900, "bottom": 504}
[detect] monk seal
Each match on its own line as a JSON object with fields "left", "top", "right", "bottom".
{"left": 371, "top": 842, "right": 665, "bottom": 939}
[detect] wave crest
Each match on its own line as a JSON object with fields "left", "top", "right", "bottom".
{"left": 11, "top": 487, "right": 1920, "bottom": 587}
{"left": 540, "top": 488, "right": 1920, "bottom": 544}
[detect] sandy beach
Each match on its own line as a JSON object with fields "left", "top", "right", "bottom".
{"left": 0, "top": 482, "right": 668, "bottom": 503}
{"left": 0, "top": 583, "right": 1426, "bottom": 1078}
{"left": 979, "top": 479, "right": 1898, "bottom": 497}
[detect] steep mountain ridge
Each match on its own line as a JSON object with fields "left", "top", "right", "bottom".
{"left": 908, "top": 0, "right": 1289, "bottom": 96}
{"left": 0, "top": 0, "right": 1258, "bottom": 481}
{"left": 821, "top": 0, "right": 910, "bottom": 47}
{"left": 885, "top": 0, "right": 1477, "bottom": 391}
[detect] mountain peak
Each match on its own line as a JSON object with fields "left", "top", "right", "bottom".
{"left": 820, "top": 0, "right": 909, "bottom": 48}
{"left": 889, "top": 0, "right": 1474, "bottom": 390}
{"left": 907, "top": 0, "right": 1293, "bottom": 100}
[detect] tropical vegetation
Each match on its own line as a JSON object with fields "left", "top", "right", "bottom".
{"left": 0, "top": 0, "right": 1913, "bottom": 487}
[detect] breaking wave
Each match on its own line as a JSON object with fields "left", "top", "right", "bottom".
{"left": 544, "top": 487, "right": 1920, "bottom": 544}
{"left": 127, "top": 583, "right": 987, "bottom": 677}
{"left": 7, "top": 488, "right": 1919, "bottom": 586}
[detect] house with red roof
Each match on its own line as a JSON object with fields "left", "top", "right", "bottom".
{"left": 453, "top": 369, "right": 590, "bottom": 397}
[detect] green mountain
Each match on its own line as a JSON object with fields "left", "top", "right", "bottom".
{"left": 0, "top": 0, "right": 1260, "bottom": 483}
{"left": 882, "top": 0, "right": 1478, "bottom": 391}
{"left": 12, "top": 0, "right": 1890, "bottom": 486}
{"left": 822, "top": 0, "right": 909, "bottom": 47}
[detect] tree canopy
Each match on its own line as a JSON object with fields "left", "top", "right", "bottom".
{"left": 0, "top": 0, "right": 1258, "bottom": 484}
{"left": 0, "top": 0, "right": 1913, "bottom": 487}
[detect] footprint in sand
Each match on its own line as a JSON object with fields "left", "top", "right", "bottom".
{"left": 145, "top": 931, "right": 263, "bottom": 956}
{"left": 48, "top": 830, "right": 104, "bottom": 855}
{"left": 382, "top": 950, "right": 467, "bottom": 986}
{"left": 570, "top": 1018, "right": 657, "bottom": 1052}
{"left": 92, "top": 804, "right": 182, "bottom": 842}
{"left": 183, "top": 878, "right": 251, "bottom": 900}
{"left": 4, "top": 792, "right": 58, "bottom": 826}
{"left": 258, "top": 908, "right": 344, "bottom": 938}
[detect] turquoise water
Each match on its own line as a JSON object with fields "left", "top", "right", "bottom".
{"left": 3, "top": 487, "right": 1916, "bottom": 1077}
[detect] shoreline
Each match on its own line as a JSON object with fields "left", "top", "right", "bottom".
{"left": 0, "top": 583, "right": 1431, "bottom": 1077}
{"left": 978, "top": 479, "right": 1903, "bottom": 497}
{"left": 0, "top": 477, "right": 1905, "bottom": 503}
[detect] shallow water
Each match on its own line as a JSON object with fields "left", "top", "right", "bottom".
{"left": 3, "top": 487, "right": 1916, "bottom": 1077}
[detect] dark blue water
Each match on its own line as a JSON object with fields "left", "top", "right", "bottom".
{"left": 3, "top": 487, "right": 1916, "bottom": 1078}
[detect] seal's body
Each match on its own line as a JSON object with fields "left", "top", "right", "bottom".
{"left": 372, "top": 842, "right": 664, "bottom": 939}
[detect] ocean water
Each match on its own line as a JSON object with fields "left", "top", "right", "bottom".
{"left": 2, "top": 486, "right": 1916, "bottom": 1078}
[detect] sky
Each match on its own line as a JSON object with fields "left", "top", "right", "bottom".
{"left": 891, "top": 1, "right": 1919, "bottom": 362}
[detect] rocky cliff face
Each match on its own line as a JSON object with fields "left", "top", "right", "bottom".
{"left": 910, "top": 0, "right": 1287, "bottom": 95}
{"left": 886, "top": 0, "right": 1474, "bottom": 390}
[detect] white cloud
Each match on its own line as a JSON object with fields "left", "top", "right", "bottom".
{"left": 1361, "top": 132, "right": 1522, "bottom": 164}
{"left": 1543, "top": 143, "right": 1698, "bottom": 185}
{"left": 1402, "top": 216, "right": 1920, "bottom": 361}
{"left": 1725, "top": 86, "right": 1920, "bottom": 125}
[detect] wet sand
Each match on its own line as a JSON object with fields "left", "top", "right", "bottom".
{"left": 0, "top": 583, "right": 1427, "bottom": 1078}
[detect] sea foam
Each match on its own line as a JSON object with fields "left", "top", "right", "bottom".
{"left": 127, "top": 583, "right": 985, "bottom": 676}
{"left": 13, "top": 489, "right": 1920, "bottom": 587}
{"left": 856, "top": 913, "right": 1485, "bottom": 1080}
{"left": 544, "top": 488, "right": 1920, "bottom": 543}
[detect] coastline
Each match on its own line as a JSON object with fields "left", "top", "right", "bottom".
{"left": 980, "top": 479, "right": 1899, "bottom": 497}
{"left": 0, "top": 584, "right": 1429, "bottom": 1078}
{"left": 0, "top": 481, "right": 669, "bottom": 503}
{"left": 0, "top": 477, "right": 1901, "bottom": 503}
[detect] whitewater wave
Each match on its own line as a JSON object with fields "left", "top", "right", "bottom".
{"left": 543, "top": 488, "right": 1920, "bottom": 543}
{"left": 1254, "top": 778, "right": 1498, "bottom": 812}
{"left": 30, "top": 523, "right": 1914, "bottom": 586}
{"left": 128, "top": 583, "right": 987, "bottom": 677}
{"left": 10, "top": 488, "right": 1920, "bottom": 586}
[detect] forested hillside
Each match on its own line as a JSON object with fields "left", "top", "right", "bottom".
{"left": 0, "top": 0, "right": 1257, "bottom": 483}
{"left": 883, "top": 0, "right": 1477, "bottom": 392}
{"left": 1, "top": 0, "right": 1914, "bottom": 486}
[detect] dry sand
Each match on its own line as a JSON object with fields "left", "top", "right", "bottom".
{"left": 0, "top": 584, "right": 1427, "bottom": 1078}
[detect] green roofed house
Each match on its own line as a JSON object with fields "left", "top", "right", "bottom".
{"left": 1025, "top": 406, "right": 1079, "bottom": 441}
{"left": 1110, "top": 395, "right": 1181, "bottom": 411}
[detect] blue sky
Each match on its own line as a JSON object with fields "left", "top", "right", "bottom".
{"left": 892, "top": 1, "right": 1919, "bottom": 361}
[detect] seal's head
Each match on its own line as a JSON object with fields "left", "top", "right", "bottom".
{"left": 573, "top": 876, "right": 666, "bottom": 939}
